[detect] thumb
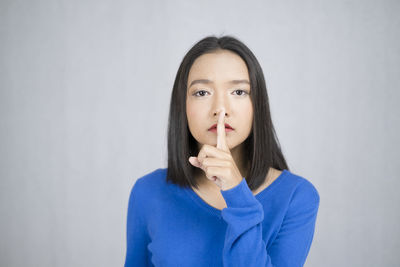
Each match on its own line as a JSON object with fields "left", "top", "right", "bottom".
{"left": 188, "top": 156, "right": 201, "bottom": 168}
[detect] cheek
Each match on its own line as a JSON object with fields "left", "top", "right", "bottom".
{"left": 241, "top": 103, "right": 254, "bottom": 128}
{"left": 238, "top": 101, "right": 253, "bottom": 117}
{"left": 248, "top": 105, "right": 254, "bottom": 121}
{"left": 187, "top": 106, "right": 198, "bottom": 120}
{"left": 186, "top": 103, "right": 203, "bottom": 127}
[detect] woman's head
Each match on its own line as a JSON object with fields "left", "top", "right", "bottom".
{"left": 166, "top": 34, "right": 289, "bottom": 191}
{"left": 186, "top": 49, "right": 253, "bottom": 151}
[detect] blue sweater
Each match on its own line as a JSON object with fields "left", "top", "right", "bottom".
{"left": 124, "top": 168, "right": 320, "bottom": 267}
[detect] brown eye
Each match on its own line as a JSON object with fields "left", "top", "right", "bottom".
{"left": 193, "top": 90, "right": 209, "bottom": 97}
{"left": 233, "top": 89, "right": 249, "bottom": 96}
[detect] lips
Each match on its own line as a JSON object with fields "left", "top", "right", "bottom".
{"left": 208, "top": 123, "right": 234, "bottom": 130}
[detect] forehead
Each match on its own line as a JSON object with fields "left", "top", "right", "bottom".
{"left": 187, "top": 50, "right": 249, "bottom": 84}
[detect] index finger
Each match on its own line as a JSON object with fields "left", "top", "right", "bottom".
{"left": 216, "top": 107, "right": 228, "bottom": 151}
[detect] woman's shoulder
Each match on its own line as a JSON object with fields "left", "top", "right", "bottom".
{"left": 283, "top": 169, "right": 320, "bottom": 206}
{"left": 128, "top": 168, "right": 168, "bottom": 208}
{"left": 131, "top": 168, "right": 167, "bottom": 191}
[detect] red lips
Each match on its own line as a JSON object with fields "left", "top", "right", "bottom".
{"left": 208, "top": 123, "right": 234, "bottom": 130}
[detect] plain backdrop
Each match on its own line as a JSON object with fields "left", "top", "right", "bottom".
{"left": 1, "top": 0, "right": 399, "bottom": 266}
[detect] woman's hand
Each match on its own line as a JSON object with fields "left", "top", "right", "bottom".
{"left": 188, "top": 108, "right": 244, "bottom": 191}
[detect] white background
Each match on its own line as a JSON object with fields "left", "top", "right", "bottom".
{"left": 1, "top": 0, "right": 399, "bottom": 266}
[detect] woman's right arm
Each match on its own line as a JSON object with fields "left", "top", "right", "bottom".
{"left": 124, "top": 180, "right": 152, "bottom": 267}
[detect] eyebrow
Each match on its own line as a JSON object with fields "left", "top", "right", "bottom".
{"left": 188, "top": 79, "right": 250, "bottom": 88}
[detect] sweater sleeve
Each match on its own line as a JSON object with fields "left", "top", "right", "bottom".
{"left": 124, "top": 179, "right": 153, "bottom": 267}
{"left": 220, "top": 178, "right": 320, "bottom": 267}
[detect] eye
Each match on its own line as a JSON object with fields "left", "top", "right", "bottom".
{"left": 232, "top": 89, "right": 249, "bottom": 96}
{"left": 192, "top": 89, "right": 250, "bottom": 97}
{"left": 193, "top": 90, "right": 209, "bottom": 97}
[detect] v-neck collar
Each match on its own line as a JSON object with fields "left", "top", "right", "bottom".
{"left": 184, "top": 169, "right": 289, "bottom": 218}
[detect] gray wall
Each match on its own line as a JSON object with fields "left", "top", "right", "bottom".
{"left": 1, "top": 0, "right": 399, "bottom": 266}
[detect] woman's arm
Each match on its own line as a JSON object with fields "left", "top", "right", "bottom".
{"left": 220, "top": 178, "right": 320, "bottom": 267}
{"left": 124, "top": 179, "right": 153, "bottom": 267}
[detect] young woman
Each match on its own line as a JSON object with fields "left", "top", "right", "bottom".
{"left": 124, "top": 35, "right": 320, "bottom": 267}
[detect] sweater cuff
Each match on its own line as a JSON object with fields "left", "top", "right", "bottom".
{"left": 220, "top": 178, "right": 259, "bottom": 208}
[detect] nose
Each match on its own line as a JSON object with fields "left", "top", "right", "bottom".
{"left": 212, "top": 92, "right": 229, "bottom": 117}
{"left": 213, "top": 108, "right": 227, "bottom": 117}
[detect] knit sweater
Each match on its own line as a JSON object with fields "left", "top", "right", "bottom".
{"left": 124, "top": 168, "right": 320, "bottom": 267}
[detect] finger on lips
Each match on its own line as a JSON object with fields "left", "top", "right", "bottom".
{"left": 188, "top": 107, "right": 230, "bottom": 182}
{"left": 217, "top": 107, "right": 226, "bottom": 150}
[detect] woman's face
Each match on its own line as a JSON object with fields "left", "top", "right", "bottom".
{"left": 186, "top": 49, "right": 253, "bottom": 150}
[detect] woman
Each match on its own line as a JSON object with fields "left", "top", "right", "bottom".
{"left": 124, "top": 35, "right": 320, "bottom": 267}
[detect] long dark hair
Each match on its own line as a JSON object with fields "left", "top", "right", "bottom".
{"left": 166, "top": 34, "right": 289, "bottom": 191}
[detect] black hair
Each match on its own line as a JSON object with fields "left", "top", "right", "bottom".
{"left": 165, "top": 34, "right": 289, "bottom": 191}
